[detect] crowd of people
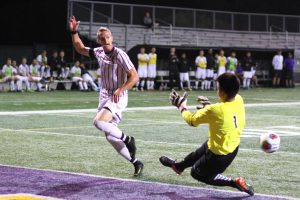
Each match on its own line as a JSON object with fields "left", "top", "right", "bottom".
{"left": 0, "top": 50, "right": 101, "bottom": 92}
{"left": 134, "top": 47, "right": 295, "bottom": 91}
{"left": 0, "top": 47, "right": 295, "bottom": 92}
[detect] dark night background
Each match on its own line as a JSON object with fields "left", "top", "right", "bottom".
{"left": 1, "top": 0, "right": 300, "bottom": 45}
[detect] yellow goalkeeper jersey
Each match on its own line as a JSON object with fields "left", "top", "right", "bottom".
{"left": 181, "top": 94, "right": 245, "bottom": 155}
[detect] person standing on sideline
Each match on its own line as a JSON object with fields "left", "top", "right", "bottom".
{"left": 205, "top": 48, "right": 215, "bottom": 90}
{"left": 272, "top": 50, "right": 284, "bottom": 88}
{"left": 147, "top": 47, "right": 157, "bottom": 90}
{"left": 242, "top": 52, "right": 254, "bottom": 89}
{"left": 227, "top": 51, "right": 238, "bottom": 74}
{"left": 217, "top": 50, "right": 227, "bottom": 76}
{"left": 69, "top": 16, "right": 144, "bottom": 176}
{"left": 179, "top": 52, "right": 192, "bottom": 91}
{"left": 168, "top": 47, "right": 180, "bottom": 90}
{"left": 284, "top": 52, "right": 295, "bottom": 88}
{"left": 195, "top": 50, "right": 207, "bottom": 90}
{"left": 135, "top": 47, "right": 149, "bottom": 91}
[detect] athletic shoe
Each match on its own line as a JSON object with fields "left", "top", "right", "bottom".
{"left": 126, "top": 136, "right": 136, "bottom": 159}
{"left": 159, "top": 156, "right": 182, "bottom": 175}
{"left": 133, "top": 160, "right": 144, "bottom": 176}
{"left": 234, "top": 177, "right": 254, "bottom": 196}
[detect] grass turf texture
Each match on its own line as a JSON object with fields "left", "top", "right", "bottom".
{"left": 0, "top": 87, "right": 299, "bottom": 198}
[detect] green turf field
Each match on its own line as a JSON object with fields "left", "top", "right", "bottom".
{"left": 0, "top": 88, "right": 300, "bottom": 198}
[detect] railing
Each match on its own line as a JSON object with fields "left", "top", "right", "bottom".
{"left": 68, "top": 0, "right": 300, "bottom": 33}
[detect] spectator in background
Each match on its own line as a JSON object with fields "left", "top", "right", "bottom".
{"left": 70, "top": 61, "right": 88, "bottom": 91}
{"left": 58, "top": 50, "right": 69, "bottom": 79}
{"left": 206, "top": 48, "right": 215, "bottom": 90}
{"left": 179, "top": 52, "right": 191, "bottom": 91}
{"left": 195, "top": 50, "right": 207, "bottom": 90}
{"left": 242, "top": 51, "right": 254, "bottom": 89}
{"left": 217, "top": 49, "right": 227, "bottom": 76}
{"left": 143, "top": 12, "right": 153, "bottom": 29}
{"left": 213, "top": 53, "right": 219, "bottom": 90}
{"left": 272, "top": 50, "right": 283, "bottom": 88}
{"left": 227, "top": 51, "right": 238, "bottom": 74}
{"left": 135, "top": 47, "right": 149, "bottom": 91}
{"left": 168, "top": 47, "right": 180, "bottom": 90}
{"left": 18, "top": 57, "right": 31, "bottom": 91}
{"left": 80, "top": 63, "right": 99, "bottom": 91}
{"left": 284, "top": 52, "right": 295, "bottom": 88}
{"left": 147, "top": 47, "right": 157, "bottom": 90}
{"left": 12, "top": 60, "right": 23, "bottom": 92}
{"left": 48, "top": 50, "right": 60, "bottom": 80}
{"left": 1, "top": 58, "right": 17, "bottom": 91}
{"left": 29, "top": 59, "right": 44, "bottom": 91}
{"left": 37, "top": 50, "right": 50, "bottom": 79}
{"left": 236, "top": 61, "right": 243, "bottom": 83}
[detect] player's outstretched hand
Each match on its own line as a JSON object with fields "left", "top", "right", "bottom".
{"left": 69, "top": 16, "right": 80, "bottom": 32}
{"left": 169, "top": 89, "right": 188, "bottom": 109}
{"left": 196, "top": 96, "right": 211, "bottom": 109}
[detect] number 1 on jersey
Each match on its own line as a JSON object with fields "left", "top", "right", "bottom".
{"left": 233, "top": 115, "right": 237, "bottom": 128}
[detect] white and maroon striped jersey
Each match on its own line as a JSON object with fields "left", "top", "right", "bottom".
{"left": 89, "top": 46, "right": 134, "bottom": 97}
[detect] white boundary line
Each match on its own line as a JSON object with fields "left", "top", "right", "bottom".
{"left": 1, "top": 127, "right": 299, "bottom": 156}
{"left": 0, "top": 163, "right": 297, "bottom": 200}
{"left": 1, "top": 101, "right": 300, "bottom": 115}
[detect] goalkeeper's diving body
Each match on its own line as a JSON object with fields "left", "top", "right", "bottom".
{"left": 160, "top": 72, "right": 254, "bottom": 196}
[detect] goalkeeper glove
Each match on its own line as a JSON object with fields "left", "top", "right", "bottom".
{"left": 196, "top": 96, "right": 211, "bottom": 109}
{"left": 169, "top": 89, "right": 188, "bottom": 111}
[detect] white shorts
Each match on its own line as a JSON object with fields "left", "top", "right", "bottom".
{"left": 148, "top": 64, "right": 156, "bottom": 78}
{"left": 72, "top": 77, "right": 83, "bottom": 82}
{"left": 179, "top": 72, "right": 189, "bottom": 82}
{"left": 227, "top": 70, "right": 235, "bottom": 74}
{"left": 138, "top": 66, "right": 147, "bottom": 78}
{"left": 98, "top": 95, "right": 128, "bottom": 125}
{"left": 196, "top": 68, "right": 206, "bottom": 79}
{"left": 206, "top": 69, "right": 214, "bottom": 79}
{"left": 29, "top": 76, "right": 42, "bottom": 82}
{"left": 243, "top": 71, "right": 253, "bottom": 79}
{"left": 218, "top": 66, "right": 226, "bottom": 76}
{"left": 3, "top": 76, "right": 12, "bottom": 82}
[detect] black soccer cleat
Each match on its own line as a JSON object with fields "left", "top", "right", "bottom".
{"left": 133, "top": 160, "right": 144, "bottom": 176}
{"left": 126, "top": 136, "right": 136, "bottom": 159}
{"left": 159, "top": 156, "right": 182, "bottom": 175}
{"left": 234, "top": 177, "right": 254, "bottom": 196}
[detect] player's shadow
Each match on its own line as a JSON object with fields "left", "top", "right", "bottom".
{"left": 38, "top": 179, "right": 117, "bottom": 199}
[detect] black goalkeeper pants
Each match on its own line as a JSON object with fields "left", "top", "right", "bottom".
{"left": 175, "top": 141, "right": 238, "bottom": 187}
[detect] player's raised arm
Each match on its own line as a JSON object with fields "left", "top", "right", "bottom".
{"left": 69, "top": 16, "right": 90, "bottom": 57}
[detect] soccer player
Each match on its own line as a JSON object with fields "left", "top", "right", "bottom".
{"left": 195, "top": 50, "right": 207, "bottom": 90}
{"left": 29, "top": 59, "right": 44, "bottom": 91}
{"left": 205, "top": 48, "right": 215, "bottom": 90}
{"left": 179, "top": 52, "right": 191, "bottom": 91}
{"left": 217, "top": 49, "right": 227, "bottom": 76}
{"left": 242, "top": 52, "right": 254, "bottom": 89}
{"left": 160, "top": 73, "right": 254, "bottom": 196}
{"left": 37, "top": 50, "right": 50, "bottom": 79}
{"left": 70, "top": 61, "right": 88, "bottom": 91}
{"left": 227, "top": 51, "right": 238, "bottom": 74}
{"left": 272, "top": 50, "right": 283, "bottom": 88}
{"left": 136, "top": 47, "right": 149, "bottom": 91}
{"left": 2, "top": 58, "right": 18, "bottom": 91}
{"left": 69, "top": 16, "right": 143, "bottom": 176}
{"left": 18, "top": 57, "right": 31, "bottom": 91}
{"left": 58, "top": 50, "right": 69, "bottom": 80}
{"left": 147, "top": 47, "right": 157, "bottom": 90}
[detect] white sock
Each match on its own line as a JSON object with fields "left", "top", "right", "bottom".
{"left": 106, "top": 135, "right": 132, "bottom": 161}
{"left": 243, "top": 79, "right": 247, "bottom": 88}
{"left": 78, "top": 81, "right": 83, "bottom": 90}
{"left": 83, "top": 81, "right": 88, "bottom": 90}
{"left": 141, "top": 80, "right": 145, "bottom": 87}
{"left": 151, "top": 80, "right": 155, "bottom": 89}
{"left": 94, "top": 121, "right": 126, "bottom": 140}
{"left": 201, "top": 80, "right": 205, "bottom": 90}
{"left": 17, "top": 80, "right": 22, "bottom": 91}
{"left": 247, "top": 79, "right": 251, "bottom": 88}
{"left": 195, "top": 81, "right": 198, "bottom": 89}
{"left": 147, "top": 80, "right": 150, "bottom": 89}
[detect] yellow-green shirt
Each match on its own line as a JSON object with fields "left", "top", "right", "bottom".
{"left": 148, "top": 53, "right": 157, "bottom": 65}
{"left": 138, "top": 53, "right": 148, "bottom": 66}
{"left": 181, "top": 94, "right": 245, "bottom": 155}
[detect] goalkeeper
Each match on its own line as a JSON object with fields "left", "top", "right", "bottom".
{"left": 160, "top": 73, "right": 254, "bottom": 196}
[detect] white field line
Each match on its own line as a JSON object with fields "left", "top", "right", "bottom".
{"left": 1, "top": 127, "right": 299, "bottom": 156}
{"left": 0, "top": 164, "right": 297, "bottom": 200}
{"left": 1, "top": 101, "right": 300, "bottom": 116}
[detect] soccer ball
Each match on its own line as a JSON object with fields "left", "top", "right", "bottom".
{"left": 259, "top": 132, "right": 280, "bottom": 153}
